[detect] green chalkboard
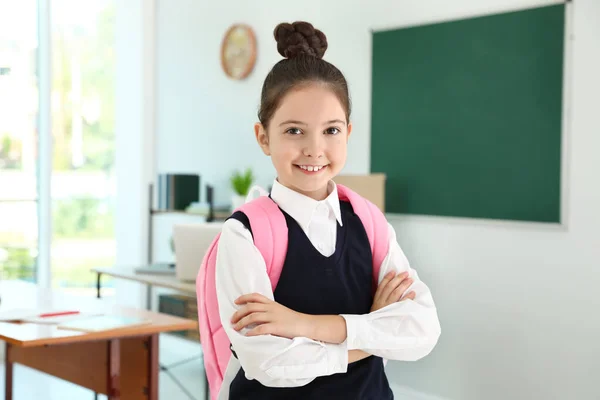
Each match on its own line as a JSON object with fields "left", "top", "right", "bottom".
{"left": 370, "top": 4, "right": 565, "bottom": 223}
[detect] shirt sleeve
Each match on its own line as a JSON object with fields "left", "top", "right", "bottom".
{"left": 215, "top": 218, "right": 349, "bottom": 388}
{"left": 340, "top": 222, "right": 441, "bottom": 361}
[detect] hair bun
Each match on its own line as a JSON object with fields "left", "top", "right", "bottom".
{"left": 273, "top": 21, "right": 328, "bottom": 59}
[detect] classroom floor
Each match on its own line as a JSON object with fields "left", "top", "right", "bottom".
{"left": 0, "top": 333, "right": 207, "bottom": 400}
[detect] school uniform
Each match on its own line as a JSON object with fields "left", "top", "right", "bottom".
{"left": 215, "top": 179, "right": 441, "bottom": 399}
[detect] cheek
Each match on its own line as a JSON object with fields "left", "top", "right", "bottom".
{"left": 329, "top": 138, "right": 347, "bottom": 161}
{"left": 270, "top": 140, "right": 297, "bottom": 166}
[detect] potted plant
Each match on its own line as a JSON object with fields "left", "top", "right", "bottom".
{"left": 230, "top": 167, "right": 254, "bottom": 209}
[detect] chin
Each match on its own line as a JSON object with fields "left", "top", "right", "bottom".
{"left": 288, "top": 166, "right": 337, "bottom": 197}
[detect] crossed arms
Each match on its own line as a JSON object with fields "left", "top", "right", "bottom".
{"left": 215, "top": 219, "right": 441, "bottom": 388}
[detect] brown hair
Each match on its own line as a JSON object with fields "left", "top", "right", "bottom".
{"left": 258, "top": 21, "right": 351, "bottom": 129}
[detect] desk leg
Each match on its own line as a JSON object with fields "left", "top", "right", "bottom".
{"left": 96, "top": 272, "right": 102, "bottom": 299}
{"left": 107, "top": 339, "right": 121, "bottom": 400}
{"left": 147, "top": 334, "right": 159, "bottom": 400}
{"left": 93, "top": 272, "right": 102, "bottom": 400}
{"left": 5, "top": 343, "right": 13, "bottom": 400}
{"left": 146, "top": 284, "right": 153, "bottom": 310}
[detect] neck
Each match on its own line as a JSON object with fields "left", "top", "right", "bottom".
{"left": 297, "top": 186, "right": 329, "bottom": 201}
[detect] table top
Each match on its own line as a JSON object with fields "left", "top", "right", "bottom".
{"left": 0, "top": 280, "right": 198, "bottom": 347}
{"left": 92, "top": 266, "right": 196, "bottom": 294}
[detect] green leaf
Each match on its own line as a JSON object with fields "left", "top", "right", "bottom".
{"left": 230, "top": 167, "right": 255, "bottom": 195}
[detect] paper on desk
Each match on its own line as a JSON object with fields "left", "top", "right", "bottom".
{"left": 0, "top": 309, "right": 103, "bottom": 324}
{"left": 0, "top": 309, "right": 43, "bottom": 322}
{"left": 22, "top": 312, "right": 104, "bottom": 325}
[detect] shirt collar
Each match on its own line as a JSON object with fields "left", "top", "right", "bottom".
{"left": 270, "top": 179, "right": 343, "bottom": 231}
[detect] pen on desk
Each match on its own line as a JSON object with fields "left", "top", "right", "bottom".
{"left": 38, "top": 311, "right": 80, "bottom": 318}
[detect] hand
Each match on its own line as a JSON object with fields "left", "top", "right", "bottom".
{"left": 371, "top": 271, "right": 415, "bottom": 312}
{"left": 231, "top": 293, "right": 311, "bottom": 339}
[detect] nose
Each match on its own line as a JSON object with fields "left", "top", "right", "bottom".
{"left": 302, "top": 133, "right": 324, "bottom": 158}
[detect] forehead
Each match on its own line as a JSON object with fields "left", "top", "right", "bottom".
{"left": 272, "top": 84, "right": 346, "bottom": 124}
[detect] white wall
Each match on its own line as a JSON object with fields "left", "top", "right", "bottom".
{"left": 155, "top": 0, "right": 328, "bottom": 206}
{"left": 115, "top": 0, "right": 156, "bottom": 306}
{"left": 149, "top": 0, "right": 600, "bottom": 399}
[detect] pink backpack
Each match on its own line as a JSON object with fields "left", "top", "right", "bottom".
{"left": 196, "top": 184, "right": 389, "bottom": 399}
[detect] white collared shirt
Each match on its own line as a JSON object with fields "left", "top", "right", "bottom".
{"left": 271, "top": 180, "right": 343, "bottom": 257}
{"left": 215, "top": 179, "right": 441, "bottom": 398}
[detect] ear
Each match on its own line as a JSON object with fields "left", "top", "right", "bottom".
{"left": 346, "top": 122, "right": 353, "bottom": 142}
{"left": 255, "top": 122, "right": 271, "bottom": 156}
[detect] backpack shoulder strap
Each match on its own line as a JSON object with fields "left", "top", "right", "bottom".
{"left": 195, "top": 195, "right": 288, "bottom": 400}
{"left": 237, "top": 196, "right": 288, "bottom": 291}
{"left": 337, "top": 184, "right": 389, "bottom": 291}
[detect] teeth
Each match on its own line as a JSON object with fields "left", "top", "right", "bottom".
{"left": 299, "top": 165, "right": 325, "bottom": 172}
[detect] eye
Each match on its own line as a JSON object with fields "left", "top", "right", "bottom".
{"left": 285, "top": 127, "right": 302, "bottom": 135}
{"left": 325, "top": 127, "right": 341, "bottom": 135}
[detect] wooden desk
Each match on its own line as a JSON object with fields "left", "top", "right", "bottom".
{"left": 92, "top": 266, "right": 196, "bottom": 310}
{"left": 91, "top": 266, "right": 208, "bottom": 399}
{"left": 0, "top": 280, "right": 197, "bottom": 400}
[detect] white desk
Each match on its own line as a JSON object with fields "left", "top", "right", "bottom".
{"left": 92, "top": 266, "right": 196, "bottom": 309}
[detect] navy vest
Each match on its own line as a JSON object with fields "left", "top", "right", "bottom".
{"left": 227, "top": 201, "right": 393, "bottom": 400}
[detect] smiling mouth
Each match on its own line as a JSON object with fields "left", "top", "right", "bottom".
{"left": 295, "top": 164, "right": 329, "bottom": 174}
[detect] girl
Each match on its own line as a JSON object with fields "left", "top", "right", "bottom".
{"left": 215, "top": 21, "right": 441, "bottom": 399}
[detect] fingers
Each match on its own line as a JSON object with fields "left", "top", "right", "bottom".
{"left": 232, "top": 294, "right": 272, "bottom": 331}
{"left": 379, "top": 271, "right": 410, "bottom": 302}
{"left": 233, "top": 311, "right": 270, "bottom": 331}
{"left": 235, "top": 293, "right": 271, "bottom": 305}
{"left": 387, "top": 276, "right": 414, "bottom": 303}
{"left": 401, "top": 291, "right": 416, "bottom": 301}
{"left": 373, "top": 271, "right": 399, "bottom": 304}
{"left": 245, "top": 323, "right": 274, "bottom": 337}
{"left": 231, "top": 303, "right": 267, "bottom": 324}
{"left": 374, "top": 271, "right": 395, "bottom": 298}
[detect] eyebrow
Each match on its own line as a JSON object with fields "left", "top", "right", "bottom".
{"left": 279, "top": 120, "right": 307, "bottom": 127}
{"left": 278, "top": 119, "right": 346, "bottom": 127}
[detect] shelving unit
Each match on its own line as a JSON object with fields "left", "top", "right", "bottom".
{"left": 146, "top": 183, "right": 229, "bottom": 264}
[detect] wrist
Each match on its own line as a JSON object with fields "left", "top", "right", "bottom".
{"left": 301, "top": 313, "right": 317, "bottom": 339}
{"left": 307, "top": 315, "right": 347, "bottom": 344}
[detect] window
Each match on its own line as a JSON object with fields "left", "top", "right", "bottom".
{"left": 51, "top": 0, "right": 116, "bottom": 293}
{"left": 0, "top": 0, "right": 116, "bottom": 295}
{"left": 0, "top": 0, "right": 39, "bottom": 283}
